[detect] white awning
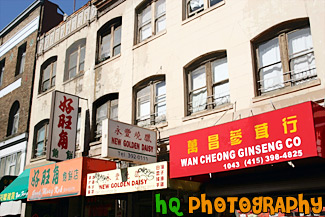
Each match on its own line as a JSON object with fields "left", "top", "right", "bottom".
{"left": 0, "top": 200, "right": 21, "bottom": 216}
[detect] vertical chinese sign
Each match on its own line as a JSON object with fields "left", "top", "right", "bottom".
{"left": 170, "top": 102, "right": 325, "bottom": 178}
{"left": 47, "top": 91, "right": 79, "bottom": 161}
{"left": 102, "top": 119, "right": 157, "bottom": 164}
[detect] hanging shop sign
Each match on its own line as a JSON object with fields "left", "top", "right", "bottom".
{"left": 101, "top": 119, "right": 157, "bottom": 164}
{"left": 27, "top": 157, "right": 116, "bottom": 201}
{"left": 47, "top": 91, "right": 79, "bottom": 161}
{"left": 86, "top": 161, "right": 167, "bottom": 196}
{"left": 170, "top": 102, "right": 325, "bottom": 178}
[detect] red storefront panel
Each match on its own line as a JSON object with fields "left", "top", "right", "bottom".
{"left": 170, "top": 102, "right": 325, "bottom": 178}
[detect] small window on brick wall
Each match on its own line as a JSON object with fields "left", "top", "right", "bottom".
{"left": 0, "top": 58, "right": 5, "bottom": 87}
{"left": 15, "top": 43, "right": 26, "bottom": 76}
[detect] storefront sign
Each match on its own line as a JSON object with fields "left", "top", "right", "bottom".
{"left": 170, "top": 102, "right": 325, "bottom": 178}
{"left": 28, "top": 157, "right": 116, "bottom": 201}
{"left": 47, "top": 91, "right": 79, "bottom": 161}
{"left": 102, "top": 119, "right": 157, "bottom": 164}
{"left": 86, "top": 161, "right": 167, "bottom": 196}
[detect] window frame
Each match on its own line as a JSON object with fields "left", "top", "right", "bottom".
{"left": 32, "top": 119, "right": 49, "bottom": 159}
{"left": 134, "top": 76, "right": 166, "bottom": 127}
{"left": 185, "top": 0, "right": 224, "bottom": 19}
{"left": 96, "top": 17, "right": 122, "bottom": 63}
{"left": 185, "top": 52, "right": 230, "bottom": 116}
{"left": 39, "top": 56, "right": 57, "bottom": 93}
{"left": 253, "top": 19, "right": 316, "bottom": 96}
{"left": 15, "top": 43, "right": 27, "bottom": 76}
{"left": 136, "top": 0, "right": 166, "bottom": 43}
{"left": 0, "top": 58, "right": 5, "bottom": 87}
{"left": 0, "top": 152, "right": 21, "bottom": 177}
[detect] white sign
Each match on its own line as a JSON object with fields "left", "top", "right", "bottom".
{"left": 102, "top": 119, "right": 157, "bottom": 163}
{"left": 86, "top": 161, "right": 167, "bottom": 196}
{"left": 47, "top": 91, "right": 79, "bottom": 161}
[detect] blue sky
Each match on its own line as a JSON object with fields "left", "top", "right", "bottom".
{"left": 0, "top": 0, "right": 90, "bottom": 32}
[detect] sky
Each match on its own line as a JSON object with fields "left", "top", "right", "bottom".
{"left": 0, "top": 0, "right": 90, "bottom": 32}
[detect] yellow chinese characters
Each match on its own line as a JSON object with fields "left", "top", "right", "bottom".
{"left": 282, "top": 115, "right": 297, "bottom": 134}
{"left": 255, "top": 123, "right": 269, "bottom": 139}
{"left": 188, "top": 139, "right": 198, "bottom": 154}
{"left": 230, "top": 129, "right": 242, "bottom": 145}
{"left": 208, "top": 134, "right": 219, "bottom": 150}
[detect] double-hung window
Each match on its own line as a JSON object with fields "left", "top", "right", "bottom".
{"left": 137, "top": 0, "right": 166, "bottom": 43}
{"left": 64, "top": 39, "right": 86, "bottom": 81}
{"left": 7, "top": 101, "right": 20, "bottom": 136}
{"left": 40, "top": 57, "right": 57, "bottom": 93}
{"left": 97, "top": 18, "right": 122, "bottom": 63}
{"left": 33, "top": 120, "right": 49, "bottom": 158}
{"left": 255, "top": 24, "right": 316, "bottom": 95}
{"left": 187, "top": 52, "right": 229, "bottom": 115}
{"left": 16, "top": 43, "right": 26, "bottom": 76}
{"left": 94, "top": 94, "right": 118, "bottom": 139}
{"left": 0, "top": 152, "right": 22, "bottom": 177}
{"left": 135, "top": 77, "right": 166, "bottom": 127}
{"left": 186, "top": 0, "right": 223, "bottom": 18}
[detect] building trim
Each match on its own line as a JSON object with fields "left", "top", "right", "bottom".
{"left": 0, "top": 78, "right": 22, "bottom": 98}
{"left": 0, "top": 16, "right": 39, "bottom": 57}
{"left": 0, "top": 133, "right": 28, "bottom": 148}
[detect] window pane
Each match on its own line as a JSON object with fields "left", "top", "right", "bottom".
{"left": 191, "top": 65, "right": 206, "bottom": 90}
{"left": 19, "top": 52, "right": 26, "bottom": 74}
{"left": 156, "top": 15, "right": 166, "bottom": 33}
{"left": 258, "top": 37, "right": 281, "bottom": 67}
{"left": 140, "top": 6, "right": 151, "bottom": 25}
{"left": 213, "top": 82, "right": 230, "bottom": 106}
{"left": 140, "top": 23, "right": 152, "bottom": 41}
{"left": 156, "top": 0, "right": 166, "bottom": 17}
{"left": 97, "top": 103, "right": 108, "bottom": 121}
{"left": 189, "top": 0, "right": 204, "bottom": 13}
{"left": 101, "top": 33, "right": 111, "bottom": 59}
{"left": 290, "top": 53, "right": 316, "bottom": 85}
{"left": 37, "top": 126, "right": 46, "bottom": 142}
{"left": 52, "top": 62, "right": 57, "bottom": 77}
{"left": 138, "top": 97, "right": 150, "bottom": 119}
{"left": 35, "top": 141, "right": 44, "bottom": 157}
{"left": 110, "top": 104, "right": 118, "bottom": 120}
{"left": 212, "top": 57, "right": 228, "bottom": 83}
{"left": 113, "top": 27, "right": 121, "bottom": 48}
{"left": 12, "top": 112, "right": 19, "bottom": 134}
{"left": 69, "top": 51, "right": 78, "bottom": 71}
{"left": 15, "top": 152, "right": 21, "bottom": 175}
{"left": 43, "top": 64, "right": 51, "bottom": 81}
{"left": 0, "top": 157, "right": 5, "bottom": 177}
{"left": 259, "top": 63, "right": 283, "bottom": 93}
{"left": 155, "top": 81, "right": 166, "bottom": 123}
{"left": 210, "top": 0, "right": 223, "bottom": 7}
{"left": 79, "top": 46, "right": 85, "bottom": 72}
{"left": 191, "top": 88, "right": 207, "bottom": 113}
{"left": 5, "top": 155, "right": 11, "bottom": 175}
{"left": 258, "top": 38, "right": 284, "bottom": 93}
{"left": 288, "top": 27, "right": 313, "bottom": 57}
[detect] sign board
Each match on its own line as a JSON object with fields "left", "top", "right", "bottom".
{"left": 102, "top": 119, "right": 157, "bottom": 164}
{"left": 27, "top": 157, "right": 116, "bottom": 201}
{"left": 86, "top": 161, "right": 167, "bottom": 196}
{"left": 47, "top": 91, "right": 79, "bottom": 161}
{"left": 170, "top": 102, "right": 325, "bottom": 178}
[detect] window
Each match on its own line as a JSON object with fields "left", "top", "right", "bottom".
{"left": 186, "top": 52, "right": 229, "bottom": 115}
{"left": 16, "top": 43, "right": 26, "bottom": 76}
{"left": 39, "top": 56, "right": 57, "bottom": 93}
{"left": 7, "top": 101, "right": 20, "bottom": 136}
{"left": 136, "top": 0, "right": 166, "bottom": 43}
{"left": 94, "top": 93, "right": 118, "bottom": 139}
{"left": 134, "top": 76, "right": 166, "bottom": 127}
{"left": 97, "top": 17, "right": 122, "bottom": 63}
{"left": 64, "top": 39, "right": 86, "bottom": 81}
{"left": 0, "top": 59, "right": 4, "bottom": 87}
{"left": 254, "top": 20, "right": 316, "bottom": 95}
{"left": 33, "top": 119, "right": 49, "bottom": 158}
{"left": 0, "top": 152, "right": 22, "bottom": 177}
{"left": 185, "top": 0, "right": 223, "bottom": 18}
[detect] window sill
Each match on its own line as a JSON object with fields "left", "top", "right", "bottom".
{"left": 182, "top": 1, "right": 225, "bottom": 26}
{"left": 95, "top": 54, "right": 121, "bottom": 69}
{"left": 37, "top": 87, "right": 55, "bottom": 98}
{"left": 252, "top": 78, "right": 321, "bottom": 103}
{"left": 133, "top": 30, "right": 167, "bottom": 50}
{"left": 63, "top": 72, "right": 84, "bottom": 85}
{"left": 30, "top": 155, "right": 46, "bottom": 163}
{"left": 89, "top": 140, "right": 102, "bottom": 147}
{"left": 183, "top": 103, "right": 233, "bottom": 122}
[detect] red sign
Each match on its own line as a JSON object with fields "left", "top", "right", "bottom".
{"left": 170, "top": 102, "right": 325, "bottom": 178}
